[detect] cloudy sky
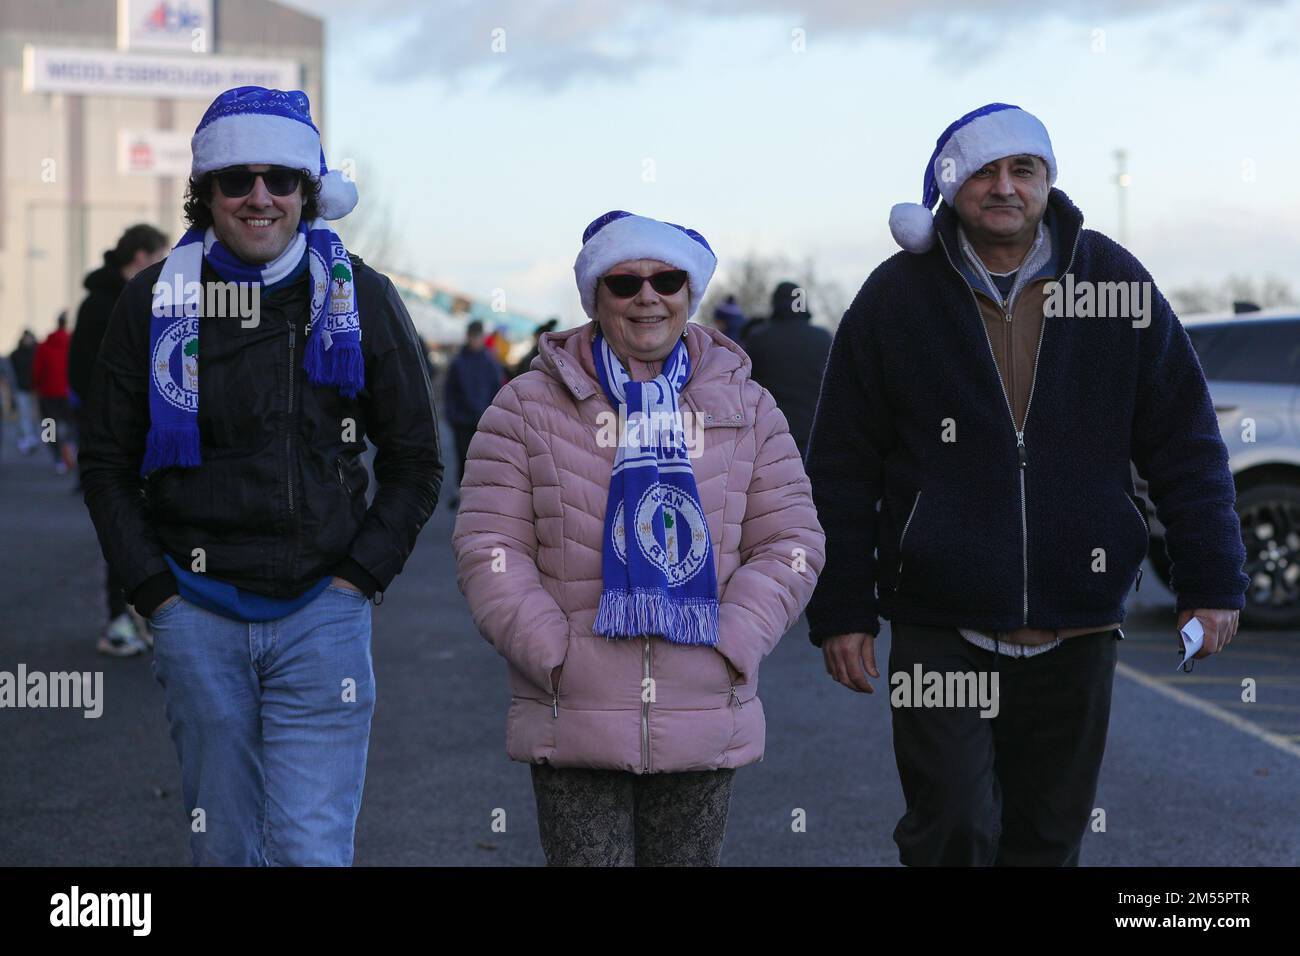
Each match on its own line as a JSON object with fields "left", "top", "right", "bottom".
{"left": 281, "top": 0, "right": 1300, "bottom": 323}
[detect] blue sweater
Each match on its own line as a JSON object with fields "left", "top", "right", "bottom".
{"left": 805, "top": 189, "right": 1248, "bottom": 644}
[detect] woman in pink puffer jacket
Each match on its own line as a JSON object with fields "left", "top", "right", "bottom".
{"left": 452, "top": 211, "right": 824, "bottom": 866}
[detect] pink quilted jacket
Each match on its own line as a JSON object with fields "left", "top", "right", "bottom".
{"left": 452, "top": 320, "right": 825, "bottom": 773}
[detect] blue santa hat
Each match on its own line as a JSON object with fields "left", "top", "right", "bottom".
{"left": 190, "top": 86, "right": 357, "bottom": 220}
{"left": 888, "top": 103, "right": 1057, "bottom": 254}
{"left": 574, "top": 211, "right": 717, "bottom": 319}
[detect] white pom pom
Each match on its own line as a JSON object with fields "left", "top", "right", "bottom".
{"left": 888, "top": 202, "right": 936, "bottom": 254}
{"left": 317, "top": 169, "right": 358, "bottom": 220}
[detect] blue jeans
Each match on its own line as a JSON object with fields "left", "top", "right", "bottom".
{"left": 149, "top": 584, "right": 375, "bottom": 866}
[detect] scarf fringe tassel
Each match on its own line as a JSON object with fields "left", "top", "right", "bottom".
{"left": 304, "top": 337, "right": 365, "bottom": 399}
{"left": 594, "top": 589, "right": 720, "bottom": 646}
{"left": 140, "top": 424, "right": 202, "bottom": 477}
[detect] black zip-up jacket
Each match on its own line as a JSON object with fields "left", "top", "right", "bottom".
{"left": 805, "top": 189, "right": 1248, "bottom": 644}
{"left": 80, "top": 254, "right": 443, "bottom": 615}
{"left": 744, "top": 309, "right": 833, "bottom": 456}
{"left": 68, "top": 256, "right": 126, "bottom": 406}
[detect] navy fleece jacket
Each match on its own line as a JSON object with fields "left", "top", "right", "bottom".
{"left": 805, "top": 188, "right": 1248, "bottom": 644}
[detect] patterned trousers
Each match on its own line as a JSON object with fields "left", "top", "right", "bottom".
{"left": 530, "top": 764, "right": 736, "bottom": 866}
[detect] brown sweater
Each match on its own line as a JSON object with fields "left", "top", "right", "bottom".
{"left": 970, "top": 276, "right": 1121, "bottom": 645}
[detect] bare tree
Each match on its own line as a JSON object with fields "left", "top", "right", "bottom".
{"left": 701, "top": 251, "right": 848, "bottom": 331}
{"left": 1167, "top": 274, "right": 1296, "bottom": 317}
{"left": 331, "top": 151, "right": 402, "bottom": 273}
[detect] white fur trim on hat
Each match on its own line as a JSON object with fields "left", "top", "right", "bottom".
{"left": 932, "top": 108, "right": 1057, "bottom": 207}
{"left": 574, "top": 215, "right": 717, "bottom": 319}
{"left": 191, "top": 113, "right": 321, "bottom": 178}
{"left": 191, "top": 113, "right": 358, "bottom": 221}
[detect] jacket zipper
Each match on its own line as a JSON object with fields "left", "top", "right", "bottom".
{"left": 1004, "top": 307, "right": 1015, "bottom": 419}
{"left": 1128, "top": 495, "right": 1149, "bottom": 591}
{"left": 287, "top": 324, "right": 296, "bottom": 519}
{"left": 936, "top": 220, "right": 1082, "bottom": 626}
{"left": 1128, "top": 494, "right": 1150, "bottom": 535}
{"left": 641, "top": 637, "right": 652, "bottom": 773}
{"left": 1017, "top": 430, "right": 1030, "bottom": 622}
{"left": 336, "top": 458, "right": 349, "bottom": 495}
{"left": 1016, "top": 316, "right": 1047, "bottom": 625}
{"left": 897, "top": 490, "right": 923, "bottom": 580}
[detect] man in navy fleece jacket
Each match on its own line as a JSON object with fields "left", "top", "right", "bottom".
{"left": 805, "top": 104, "right": 1248, "bottom": 866}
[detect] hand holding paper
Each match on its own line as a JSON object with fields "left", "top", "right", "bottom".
{"left": 1173, "top": 608, "right": 1240, "bottom": 670}
{"left": 1176, "top": 617, "right": 1203, "bottom": 670}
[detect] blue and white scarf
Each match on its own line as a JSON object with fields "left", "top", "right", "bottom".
{"left": 142, "top": 218, "right": 362, "bottom": 476}
{"left": 592, "top": 330, "right": 719, "bottom": 646}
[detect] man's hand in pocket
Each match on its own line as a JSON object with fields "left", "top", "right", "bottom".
{"left": 151, "top": 595, "right": 182, "bottom": 618}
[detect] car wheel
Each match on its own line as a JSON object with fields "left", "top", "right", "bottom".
{"left": 1237, "top": 482, "right": 1300, "bottom": 629}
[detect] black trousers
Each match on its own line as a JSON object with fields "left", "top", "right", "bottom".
{"left": 530, "top": 764, "right": 735, "bottom": 867}
{"left": 452, "top": 425, "right": 476, "bottom": 490}
{"left": 77, "top": 408, "right": 127, "bottom": 620}
{"left": 889, "top": 622, "right": 1119, "bottom": 867}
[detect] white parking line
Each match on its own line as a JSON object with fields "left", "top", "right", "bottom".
{"left": 1116, "top": 662, "right": 1300, "bottom": 760}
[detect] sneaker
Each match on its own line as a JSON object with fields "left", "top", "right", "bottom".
{"left": 96, "top": 614, "right": 148, "bottom": 657}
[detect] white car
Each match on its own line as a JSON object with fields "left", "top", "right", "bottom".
{"left": 1136, "top": 308, "right": 1300, "bottom": 628}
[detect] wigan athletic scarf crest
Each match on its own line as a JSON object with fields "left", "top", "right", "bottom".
{"left": 591, "top": 329, "right": 719, "bottom": 646}
{"left": 141, "top": 218, "right": 362, "bottom": 477}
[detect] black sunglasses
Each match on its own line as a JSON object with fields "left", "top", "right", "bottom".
{"left": 213, "top": 166, "right": 304, "bottom": 199}
{"left": 601, "top": 270, "right": 689, "bottom": 299}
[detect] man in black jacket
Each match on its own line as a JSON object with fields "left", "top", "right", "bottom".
{"left": 68, "top": 224, "right": 169, "bottom": 656}
{"left": 443, "top": 319, "right": 504, "bottom": 509}
{"left": 744, "top": 281, "right": 832, "bottom": 457}
{"left": 80, "top": 87, "right": 442, "bottom": 866}
{"left": 806, "top": 104, "right": 1247, "bottom": 866}
{"left": 8, "top": 330, "right": 39, "bottom": 455}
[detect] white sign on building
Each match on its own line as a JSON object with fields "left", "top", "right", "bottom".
{"left": 118, "top": 129, "right": 192, "bottom": 176}
{"left": 23, "top": 46, "right": 299, "bottom": 100}
{"left": 118, "top": 0, "right": 215, "bottom": 53}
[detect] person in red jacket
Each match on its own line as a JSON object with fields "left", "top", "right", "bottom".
{"left": 30, "top": 313, "right": 73, "bottom": 474}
